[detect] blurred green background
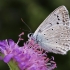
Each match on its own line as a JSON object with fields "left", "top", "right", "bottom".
{"left": 0, "top": 0, "right": 70, "bottom": 70}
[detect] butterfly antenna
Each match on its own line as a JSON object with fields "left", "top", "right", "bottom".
{"left": 21, "top": 18, "right": 32, "bottom": 33}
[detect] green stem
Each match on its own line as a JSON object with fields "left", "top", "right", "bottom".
{"left": 8, "top": 59, "right": 20, "bottom": 70}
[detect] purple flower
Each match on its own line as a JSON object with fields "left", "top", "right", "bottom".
{"left": 0, "top": 39, "right": 56, "bottom": 70}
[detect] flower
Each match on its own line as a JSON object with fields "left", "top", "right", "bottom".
{"left": 0, "top": 39, "right": 56, "bottom": 70}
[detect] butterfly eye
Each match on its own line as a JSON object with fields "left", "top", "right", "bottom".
{"left": 28, "top": 33, "right": 33, "bottom": 38}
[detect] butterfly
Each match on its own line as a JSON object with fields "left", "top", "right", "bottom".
{"left": 28, "top": 5, "right": 70, "bottom": 55}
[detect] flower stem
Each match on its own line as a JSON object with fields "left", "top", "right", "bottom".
{"left": 8, "top": 60, "right": 20, "bottom": 70}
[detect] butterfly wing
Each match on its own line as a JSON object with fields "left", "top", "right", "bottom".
{"left": 37, "top": 25, "right": 70, "bottom": 54}
{"left": 32, "top": 6, "right": 70, "bottom": 54}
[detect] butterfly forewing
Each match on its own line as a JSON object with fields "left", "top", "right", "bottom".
{"left": 32, "top": 6, "right": 70, "bottom": 55}
{"left": 33, "top": 6, "right": 69, "bottom": 38}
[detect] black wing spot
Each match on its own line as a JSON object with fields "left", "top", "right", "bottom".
{"left": 56, "top": 42, "right": 57, "bottom": 43}
{"left": 58, "top": 18, "right": 60, "bottom": 20}
{"left": 57, "top": 15, "right": 59, "bottom": 17}
{"left": 52, "top": 29, "right": 53, "bottom": 30}
{"left": 61, "top": 33, "right": 63, "bottom": 34}
{"left": 57, "top": 22, "right": 59, "bottom": 24}
{"left": 57, "top": 15, "right": 60, "bottom": 20}
{"left": 46, "top": 39, "right": 48, "bottom": 40}
{"left": 44, "top": 34, "right": 46, "bottom": 35}
{"left": 49, "top": 23, "right": 52, "bottom": 25}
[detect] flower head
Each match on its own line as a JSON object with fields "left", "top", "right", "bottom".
{"left": 0, "top": 38, "right": 56, "bottom": 70}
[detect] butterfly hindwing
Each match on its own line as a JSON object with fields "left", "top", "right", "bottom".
{"left": 39, "top": 25, "right": 70, "bottom": 54}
